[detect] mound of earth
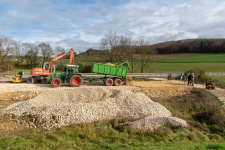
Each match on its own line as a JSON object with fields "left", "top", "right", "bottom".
{"left": 2, "top": 87, "right": 188, "bottom": 131}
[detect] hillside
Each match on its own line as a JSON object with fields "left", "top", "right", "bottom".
{"left": 81, "top": 39, "right": 225, "bottom": 55}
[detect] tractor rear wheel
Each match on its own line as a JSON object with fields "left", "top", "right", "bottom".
{"left": 70, "top": 75, "right": 83, "bottom": 87}
{"left": 105, "top": 78, "right": 113, "bottom": 86}
{"left": 27, "top": 77, "right": 34, "bottom": 84}
{"left": 52, "top": 78, "right": 62, "bottom": 87}
{"left": 113, "top": 78, "right": 122, "bottom": 86}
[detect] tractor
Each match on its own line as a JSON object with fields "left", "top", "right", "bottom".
{"left": 51, "top": 65, "right": 83, "bottom": 87}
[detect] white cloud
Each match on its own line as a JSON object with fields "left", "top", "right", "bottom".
{"left": 1, "top": 0, "right": 225, "bottom": 51}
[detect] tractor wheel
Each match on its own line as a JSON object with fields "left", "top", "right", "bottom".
{"left": 27, "top": 77, "right": 34, "bottom": 84}
{"left": 105, "top": 78, "right": 113, "bottom": 86}
{"left": 41, "top": 77, "right": 49, "bottom": 84}
{"left": 52, "top": 78, "right": 62, "bottom": 87}
{"left": 70, "top": 75, "right": 83, "bottom": 87}
{"left": 114, "top": 78, "right": 122, "bottom": 86}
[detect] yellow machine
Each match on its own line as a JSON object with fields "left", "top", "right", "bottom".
{"left": 11, "top": 75, "right": 23, "bottom": 83}
{"left": 11, "top": 71, "right": 23, "bottom": 83}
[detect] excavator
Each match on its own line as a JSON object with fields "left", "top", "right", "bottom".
{"left": 28, "top": 48, "right": 74, "bottom": 84}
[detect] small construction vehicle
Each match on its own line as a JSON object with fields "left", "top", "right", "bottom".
{"left": 11, "top": 71, "right": 23, "bottom": 83}
{"left": 206, "top": 80, "right": 216, "bottom": 90}
{"left": 92, "top": 61, "right": 131, "bottom": 86}
{"left": 51, "top": 65, "right": 82, "bottom": 87}
{"left": 28, "top": 48, "right": 74, "bottom": 84}
{"left": 167, "top": 73, "right": 172, "bottom": 80}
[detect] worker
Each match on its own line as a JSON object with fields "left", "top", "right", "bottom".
{"left": 180, "top": 73, "right": 184, "bottom": 81}
{"left": 128, "top": 76, "right": 132, "bottom": 81}
{"left": 191, "top": 73, "right": 195, "bottom": 87}
{"left": 187, "top": 72, "right": 191, "bottom": 85}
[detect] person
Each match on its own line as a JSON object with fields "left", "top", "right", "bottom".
{"left": 180, "top": 73, "right": 184, "bottom": 81}
{"left": 191, "top": 73, "right": 195, "bottom": 87}
{"left": 187, "top": 72, "right": 191, "bottom": 85}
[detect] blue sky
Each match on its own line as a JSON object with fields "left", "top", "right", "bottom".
{"left": 0, "top": 0, "right": 225, "bottom": 52}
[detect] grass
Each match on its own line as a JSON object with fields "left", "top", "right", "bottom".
{"left": 0, "top": 122, "right": 225, "bottom": 150}
{"left": 1, "top": 53, "right": 225, "bottom": 73}
{"left": 157, "top": 53, "right": 225, "bottom": 63}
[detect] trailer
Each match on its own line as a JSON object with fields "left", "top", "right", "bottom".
{"left": 91, "top": 61, "right": 131, "bottom": 86}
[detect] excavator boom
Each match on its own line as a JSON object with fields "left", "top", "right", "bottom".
{"left": 30, "top": 48, "right": 75, "bottom": 82}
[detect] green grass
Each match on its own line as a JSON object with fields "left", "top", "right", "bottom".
{"left": 0, "top": 122, "right": 224, "bottom": 150}
{"left": 158, "top": 53, "right": 225, "bottom": 63}
{"left": 1, "top": 53, "right": 225, "bottom": 73}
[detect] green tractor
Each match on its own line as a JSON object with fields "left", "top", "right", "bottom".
{"left": 51, "top": 65, "right": 83, "bottom": 87}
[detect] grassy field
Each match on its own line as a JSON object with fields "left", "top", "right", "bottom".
{"left": 157, "top": 53, "right": 225, "bottom": 63}
{"left": 1, "top": 53, "right": 225, "bottom": 73}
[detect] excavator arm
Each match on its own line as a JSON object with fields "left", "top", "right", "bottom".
{"left": 48, "top": 48, "right": 74, "bottom": 72}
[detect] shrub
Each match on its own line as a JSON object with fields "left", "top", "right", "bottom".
{"left": 0, "top": 61, "right": 14, "bottom": 72}
{"left": 176, "top": 67, "right": 208, "bottom": 83}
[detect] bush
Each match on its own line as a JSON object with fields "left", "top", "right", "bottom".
{"left": 0, "top": 61, "right": 14, "bottom": 72}
{"left": 176, "top": 67, "right": 208, "bottom": 84}
{"left": 77, "top": 63, "right": 92, "bottom": 73}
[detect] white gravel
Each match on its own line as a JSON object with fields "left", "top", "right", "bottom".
{"left": 1, "top": 85, "right": 188, "bottom": 131}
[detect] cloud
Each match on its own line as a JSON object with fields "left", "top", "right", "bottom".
{"left": 1, "top": 0, "right": 225, "bottom": 51}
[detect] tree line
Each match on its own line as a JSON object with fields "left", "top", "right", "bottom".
{"left": 152, "top": 39, "right": 225, "bottom": 54}
{"left": 0, "top": 35, "right": 69, "bottom": 71}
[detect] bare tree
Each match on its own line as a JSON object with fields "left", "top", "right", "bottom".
{"left": 135, "top": 38, "right": 156, "bottom": 73}
{"left": 0, "top": 35, "right": 14, "bottom": 62}
{"left": 12, "top": 40, "right": 22, "bottom": 60}
{"left": 38, "top": 42, "right": 53, "bottom": 63}
{"left": 113, "top": 36, "right": 131, "bottom": 62}
{"left": 24, "top": 44, "right": 39, "bottom": 68}
{"left": 55, "top": 46, "right": 65, "bottom": 55}
{"left": 100, "top": 31, "right": 119, "bottom": 62}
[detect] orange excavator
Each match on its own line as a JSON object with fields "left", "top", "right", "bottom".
{"left": 28, "top": 48, "right": 74, "bottom": 84}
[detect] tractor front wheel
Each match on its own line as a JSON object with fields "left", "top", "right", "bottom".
{"left": 70, "top": 75, "right": 83, "bottom": 87}
{"left": 52, "top": 78, "right": 62, "bottom": 87}
{"left": 105, "top": 78, "right": 113, "bottom": 86}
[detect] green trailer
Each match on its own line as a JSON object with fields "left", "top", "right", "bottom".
{"left": 92, "top": 61, "right": 131, "bottom": 86}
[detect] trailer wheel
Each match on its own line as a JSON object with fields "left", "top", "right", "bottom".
{"left": 52, "top": 78, "right": 62, "bottom": 87}
{"left": 27, "top": 77, "right": 34, "bottom": 84}
{"left": 114, "top": 78, "right": 122, "bottom": 86}
{"left": 105, "top": 78, "right": 113, "bottom": 86}
{"left": 70, "top": 75, "right": 83, "bottom": 87}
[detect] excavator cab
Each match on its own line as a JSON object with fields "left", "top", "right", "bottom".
{"left": 43, "top": 63, "right": 49, "bottom": 70}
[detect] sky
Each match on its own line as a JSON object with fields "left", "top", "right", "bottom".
{"left": 0, "top": 0, "right": 225, "bottom": 53}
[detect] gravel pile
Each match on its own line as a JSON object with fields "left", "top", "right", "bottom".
{"left": 128, "top": 116, "right": 188, "bottom": 131}
{"left": 3, "top": 87, "right": 188, "bottom": 131}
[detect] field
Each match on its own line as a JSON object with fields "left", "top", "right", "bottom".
{"left": 2, "top": 53, "right": 225, "bottom": 74}
{"left": 157, "top": 53, "right": 225, "bottom": 63}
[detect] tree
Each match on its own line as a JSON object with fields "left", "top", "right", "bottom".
{"left": 135, "top": 38, "right": 156, "bottom": 73}
{"left": 100, "top": 31, "right": 119, "bottom": 62}
{"left": 24, "top": 44, "right": 39, "bottom": 68}
{"left": 38, "top": 42, "right": 53, "bottom": 63}
{"left": 0, "top": 35, "right": 14, "bottom": 62}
